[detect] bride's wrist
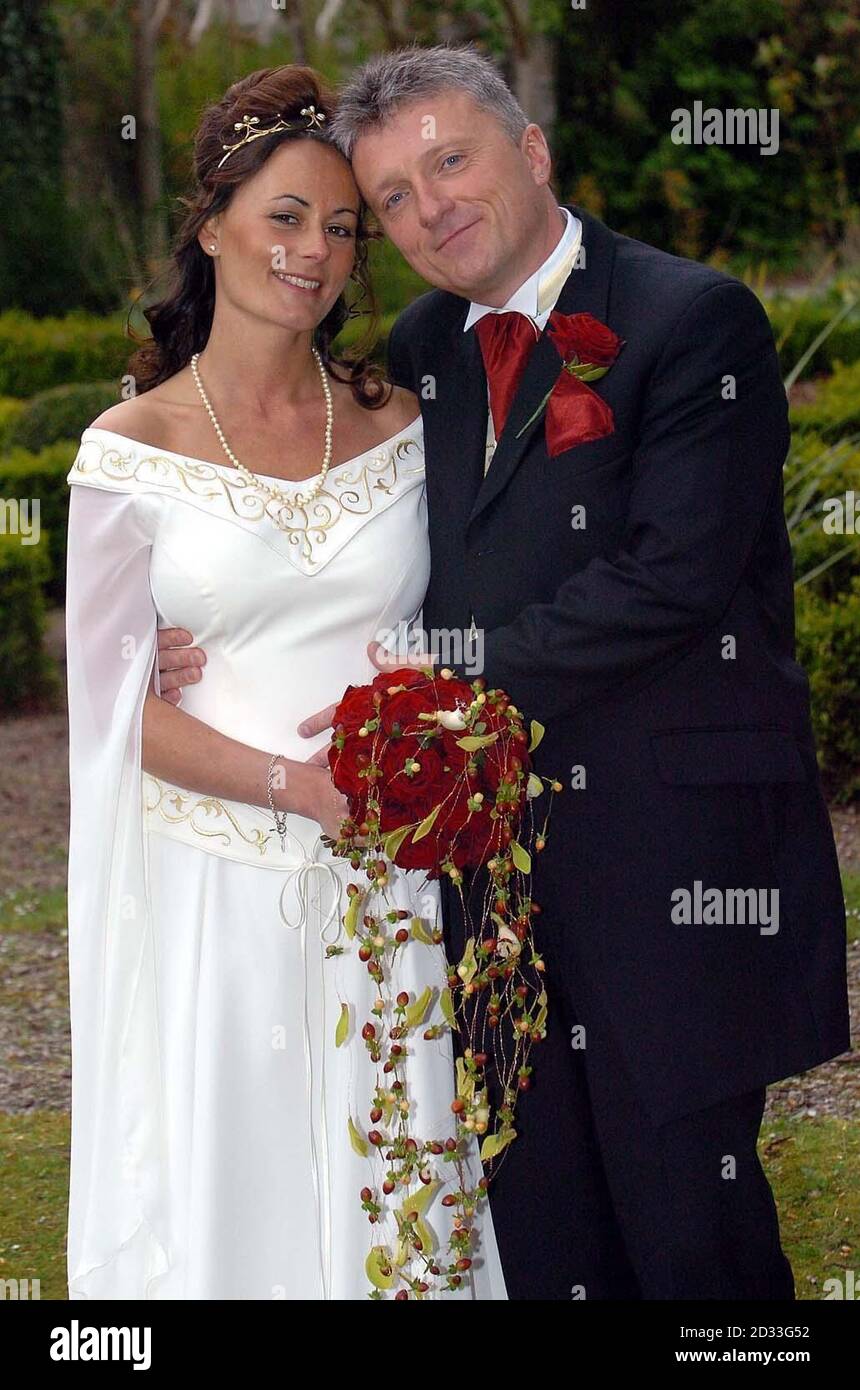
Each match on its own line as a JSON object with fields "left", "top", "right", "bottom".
{"left": 268, "top": 755, "right": 307, "bottom": 817}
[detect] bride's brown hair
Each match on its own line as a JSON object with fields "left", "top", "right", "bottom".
{"left": 128, "top": 65, "right": 390, "bottom": 408}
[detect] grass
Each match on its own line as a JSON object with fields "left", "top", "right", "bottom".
{"left": 843, "top": 871, "right": 860, "bottom": 945}
{"left": 0, "top": 887, "right": 67, "bottom": 937}
{"left": 0, "top": 1111, "right": 69, "bottom": 1300}
{"left": 760, "top": 1115, "right": 858, "bottom": 1299}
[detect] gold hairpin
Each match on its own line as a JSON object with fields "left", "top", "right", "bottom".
{"left": 217, "top": 106, "right": 327, "bottom": 168}
{"left": 301, "top": 105, "right": 327, "bottom": 130}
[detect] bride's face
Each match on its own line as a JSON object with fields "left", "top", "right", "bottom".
{"left": 202, "top": 139, "right": 361, "bottom": 332}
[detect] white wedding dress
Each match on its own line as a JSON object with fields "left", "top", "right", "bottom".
{"left": 64, "top": 418, "right": 508, "bottom": 1301}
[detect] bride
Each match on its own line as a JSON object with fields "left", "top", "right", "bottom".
{"left": 64, "top": 64, "right": 507, "bottom": 1300}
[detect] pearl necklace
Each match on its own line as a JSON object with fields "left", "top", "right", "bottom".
{"left": 190, "top": 347, "right": 334, "bottom": 513}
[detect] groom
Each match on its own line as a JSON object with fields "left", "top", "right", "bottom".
{"left": 158, "top": 46, "right": 850, "bottom": 1299}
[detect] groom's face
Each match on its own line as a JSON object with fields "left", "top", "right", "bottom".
{"left": 350, "top": 89, "right": 552, "bottom": 302}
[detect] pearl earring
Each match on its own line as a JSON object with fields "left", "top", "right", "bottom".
{"left": 209, "top": 243, "right": 217, "bottom": 252}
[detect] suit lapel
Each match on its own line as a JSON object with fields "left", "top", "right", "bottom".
{"left": 465, "top": 205, "right": 618, "bottom": 533}
{"left": 426, "top": 298, "right": 490, "bottom": 534}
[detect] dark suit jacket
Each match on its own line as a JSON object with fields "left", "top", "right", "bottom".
{"left": 387, "top": 204, "right": 850, "bottom": 1127}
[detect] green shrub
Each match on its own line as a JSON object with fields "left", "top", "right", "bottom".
{"left": 4, "top": 382, "right": 120, "bottom": 454}
{"left": 785, "top": 431, "right": 860, "bottom": 602}
{"left": 0, "top": 396, "right": 24, "bottom": 449}
{"left": 0, "top": 441, "right": 79, "bottom": 604}
{"left": 0, "top": 530, "right": 59, "bottom": 714}
{"left": 335, "top": 310, "right": 397, "bottom": 364}
{"left": 768, "top": 296, "right": 860, "bottom": 379}
{"left": 366, "top": 239, "right": 428, "bottom": 319}
{"left": 790, "top": 361, "right": 860, "bottom": 442}
{"left": 795, "top": 577, "right": 860, "bottom": 803}
{"left": 0, "top": 311, "right": 133, "bottom": 397}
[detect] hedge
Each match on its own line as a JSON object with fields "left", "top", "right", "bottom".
{"left": 767, "top": 295, "right": 860, "bottom": 380}
{"left": 784, "top": 430, "right": 860, "bottom": 602}
{"left": 795, "top": 577, "right": 860, "bottom": 804}
{"left": 4, "top": 381, "right": 121, "bottom": 454}
{"left": 0, "top": 530, "right": 59, "bottom": 713}
{"left": 0, "top": 310, "right": 132, "bottom": 397}
{"left": 790, "top": 360, "right": 860, "bottom": 442}
{"left": 0, "top": 306, "right": 401, "bottom": 398}
{"left": 0, "top": 440, "right": 79, "bottom": 604}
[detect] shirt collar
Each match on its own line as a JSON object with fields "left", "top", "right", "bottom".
{"left": 463, "top": 206, "right": 582, "bottom": 334}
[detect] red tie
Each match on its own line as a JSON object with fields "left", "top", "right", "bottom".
{"left": 474, "top": 311, "right": 540, "bottom": 440}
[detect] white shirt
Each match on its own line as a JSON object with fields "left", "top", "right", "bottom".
{"left": 464, "top": 206, "right": 583, "bottom": 475}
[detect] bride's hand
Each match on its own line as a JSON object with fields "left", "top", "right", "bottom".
{"left": 295, "top": 764, "right": 353, "bottom": 842}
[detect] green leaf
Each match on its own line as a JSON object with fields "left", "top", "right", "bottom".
{"left": 397, "top": 1178, "right": 440, "bottom": 1219}
{"left": 410, "top": 915, "right": 435, "bottom": 945}
{"left": 366, "top": 1245, "right": 395, "bottom": 1290}
{"left": 526, "top": 772, "right": 544, "bottom": 799}
{"left": 383, "top": 822, "right": 416, "bottom": 860}
{"left": 455, "top": 1055, "right": 475, "bottom": 1101}
{"left": 455, "top": 732, "right": 500, "bottom": 750}
{"left": 412, "top": 801, "right": 442, "bottom": 842}
{"left": 458, "top": 936, "right": 478, "bottom": 985}
{"left": 511, "top": 840, "right": 532, "bottom": 874}
{"left": 534, "top": 989, "right": 548, "bottom": 1034}
{"left": 440, "top": 987, "right": 456, "bottom": 1028}
{"left": 415, "top": 1214, "right": 436, "bottom": 1258}
{"left": 570, "top": 363, "right": 608, "bottom": 382}
{"left": 343, "top": 891, "right": 362, "bottom": 940}
{"left": 528, "top": 719, "right": 545, "bottom": 752}
{"left": 480, "top": 1126, "right": 517, "bottom": 1162}
{"left": 405, "top": 985, "right": 433, "bottom": 1030}
{"left": 335, "top": 1002, "right": 350, "bottom": 1048}
{"left": 348, "top": 1115, "right": 369, "bottom": 1157}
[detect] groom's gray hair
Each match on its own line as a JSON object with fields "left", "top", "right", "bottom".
{"left": 329, "top": 44, "right": 530, "bottom": 160}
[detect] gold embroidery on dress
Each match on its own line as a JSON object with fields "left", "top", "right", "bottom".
{"left": 143, "top": 773, "right": 271, "bottom": 854}
{"left": 71, "top": 433, "right": 424, "bottom": 562}
{"left": 267, "top": 438, "right": 423, "bottom": 561}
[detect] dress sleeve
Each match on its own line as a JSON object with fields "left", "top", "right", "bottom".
{"left": 64, "top": 479, "right": 170, "bottom": 1296}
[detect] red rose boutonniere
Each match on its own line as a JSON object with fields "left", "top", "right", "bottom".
{"left": 516, "top": 311, "right": 624, "bottom": 458}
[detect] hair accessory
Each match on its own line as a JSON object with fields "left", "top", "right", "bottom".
{"left": 217, "top": 105, "right": 327, "bottom": 168}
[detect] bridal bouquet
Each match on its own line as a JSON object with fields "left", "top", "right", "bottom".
{"left": 323, "top": 663, "right": 561, "bottom": 1298}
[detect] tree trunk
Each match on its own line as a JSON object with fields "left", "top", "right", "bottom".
{"left": 509, "top": 0, "right": 557, "bottom": 135}
{"left": 133, "top": 0, "right": 167, "bottom": 269}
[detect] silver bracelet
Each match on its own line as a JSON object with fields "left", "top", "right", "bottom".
{"left": 267, "top": 753, "right": 289, "bottom": 853}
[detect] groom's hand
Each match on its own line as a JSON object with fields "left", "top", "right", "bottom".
{"left": 297, "top": 702, "right": 339, "bottom": 765}
{"left": 366, "top": 639, "right": 437, "bottom": 675}
{"left": 156, "top": 627, "right": 207, "bottom": 705}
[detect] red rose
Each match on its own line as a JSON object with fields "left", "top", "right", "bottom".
{"left": 381, "top": 737, "right": 446, "bottom": 806}
{"left": 370, "top": 667, "right": 428, "bottom": 694}
{"left": 332, "top": 683, "right": 376, "bottom": 734}
{"left": 378, "top": 686, "right": 432, "bottom": 737}
{"left": 328, "top": 741, "right": 373, "bottom": 802}
{"left": 547, "top": 311, "right": 622, "bottom": 367}
{"left": 376, "top": 796, "right": 442, "bottom": 871}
